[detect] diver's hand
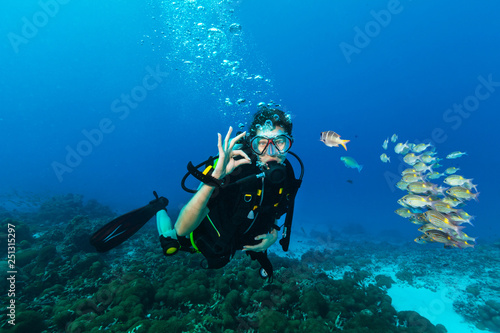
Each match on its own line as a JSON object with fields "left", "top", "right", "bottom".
{"left": 243, "top": 229, "right": 278, "bottom": 252}
{"left": 212, "top": 126, "right": 251, "bottom": 180}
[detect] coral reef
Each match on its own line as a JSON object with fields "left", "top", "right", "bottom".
{"left": 37, "top": 193, "right": 115, "bottom": 224}
{"left": 0, "top": 195, "right": 498, "bottom": 332}
{"left": 283, "top": 229, "right": 500, "bottom": 332}
{"left": 0, "top": 229, "right": 447, "bottom": 333}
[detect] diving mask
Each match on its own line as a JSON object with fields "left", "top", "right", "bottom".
{"left": 249, "top": 134, "right": 293, "bottom": 156}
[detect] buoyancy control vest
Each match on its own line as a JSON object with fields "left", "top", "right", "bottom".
{"left": 182, "top": 149, "right": 303, "bottom": 280}
{"left": 192, "top": 158, "right": 301, "bottom": 279}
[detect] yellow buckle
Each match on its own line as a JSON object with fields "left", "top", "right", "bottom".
{"left": 202, "top": 165, "right": 213, "bottom": 175}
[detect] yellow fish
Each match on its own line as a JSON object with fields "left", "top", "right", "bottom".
{"left": 447, "top": 212, "right": 474, "bottom": 226}
{"left": 414, "top": 234, "right": 433, "bottom": 244}
{"left": 441, "top": 196, "right": 462, "bottom": 207}
{"left": 445, "top": 167, "right": 460, "bottom": 175}
{"left": 407, "top": 182, "right": 435, "bottom": 194}
{"left": 430, "top": 201, "right": 458, "bottom": 214}
{"left": 424, "top": 210, "right": 464, "bottom": 235}
{"left": 443, "top": 175, "right": 471, "bottom": 186}
{"left": 412, "top": 143, "right": 433, "bottom": 153}
{"left": 397, "top": 198, "right": 410, "bottom": 208}
{"left": 418, "top": 223, "right": 446, "bottom": 233}
{"left": 420, "top": 155, "right": 438, "bottom": 164}
{"left": 427, "top": 171, "right": 445, "bottom": 180}
{"left": 413, "top": 162, "right": 433, "bottom": 173}
{"left": 320, "top": 131, "right": 350, "bottom": 151}
{"left": 403, "top": 153, "right": 421, "bottom": 166}
{"left": 425, "top": 230, "right": 453, "bottom": 244}
{"left": 395, "top": 208, "right": 414, "bottom": 218}
{"left": 424, "top": 230, "right": 472, "bottom": 249}
{"left": 409, "top": 214, "right": 427, "bottom": 225}
{"left": 401, "top": 194, "right": 429, "bottom": 208}
{"left": 446, "top": 151, "right": 467, "bottom": 159}
{"left": 458, "top": 210, "right": 473, "bottom": 220}
{"left": 446, "top": 186, "right": 479, "bottom": 201}
{"left": 402, "top": 173, "right": 425, "bottom": 183}
{"left": 394, "top": 141, "right": 409, "bottom": 154}
{"left": 402, "top": 168, "right": 417, "bottom": 175}
{"left": 452, "top": 231, "right": 476, "bottom": 243}
{"left": 396, "top": 181, "right": 409, "bottom": 191}
{"left": 382, "top": 138, "right": 389, "bottom": 150}
{"left": 454, "top": 240, "right": 475, "bottom": 249}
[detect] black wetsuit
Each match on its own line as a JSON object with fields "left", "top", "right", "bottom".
{"left": 191, "top": 159, "right": 294, "bottom": 270}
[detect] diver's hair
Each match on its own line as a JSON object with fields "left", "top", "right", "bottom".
{"left": 248, "top": 107, "right": 293, "bottom": 137}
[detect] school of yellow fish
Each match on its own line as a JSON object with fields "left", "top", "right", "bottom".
{"left": 382, "top": 134, "right": 478, "bottom": 249}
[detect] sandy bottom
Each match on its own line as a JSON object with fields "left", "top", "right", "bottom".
{"left": 269, "top": 227, "right": 499, "bottom": 332}
{"left": 388, "top": 284, "right": 482, "bottom": 333}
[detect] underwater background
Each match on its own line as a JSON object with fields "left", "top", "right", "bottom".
{"left": 1, "top": 0, "right": 500, "bottom": 332}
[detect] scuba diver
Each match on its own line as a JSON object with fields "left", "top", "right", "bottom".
{"left": 90, "top": 107, "right": 303, "bottom": 281}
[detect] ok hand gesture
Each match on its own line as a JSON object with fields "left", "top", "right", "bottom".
{"left": 212, "top": 126, "right": 251, "bottom": 180}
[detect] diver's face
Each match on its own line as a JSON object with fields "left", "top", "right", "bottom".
{"left": 255, "top": 126, "right": 288, "bottom": 165}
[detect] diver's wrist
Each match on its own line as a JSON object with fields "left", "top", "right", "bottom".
{"left": 212, "top": 170, "right": 224, "bottom": 180}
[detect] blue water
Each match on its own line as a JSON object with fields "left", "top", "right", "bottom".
{"left": 1, "top": 0, "right": 500, "bottom": 244}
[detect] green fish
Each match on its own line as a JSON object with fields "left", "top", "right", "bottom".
{"left": 340, "top": 156, "right": 363, "bottom": 172}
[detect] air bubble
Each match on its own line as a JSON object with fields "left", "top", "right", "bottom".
{"left": 229, "top": 23, "right": 242, "bottom": 33}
